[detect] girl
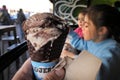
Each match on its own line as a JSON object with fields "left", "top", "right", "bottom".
{"left": 62, "top": 9, "right": 87, "bottom": 58}
{"left": 74, "top": 9, "right": 87, "bottom": 38}
{"left": 70, "top": 4, "right": 120, "bottom": 80}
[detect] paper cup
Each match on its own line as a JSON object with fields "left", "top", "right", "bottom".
{"left": 31, "top": 60, "right": 58, "bottom": 80}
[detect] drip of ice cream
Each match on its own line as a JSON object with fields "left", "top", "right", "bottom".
{"left": 26, "top": 27, "right": 62, "bottom": 51}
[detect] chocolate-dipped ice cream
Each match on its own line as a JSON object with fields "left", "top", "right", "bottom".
{"left": 23, "top": 13, "right": 68, "bottom": 62}
{"left": 22, "top": 13, "right": 69, "bottom": 80}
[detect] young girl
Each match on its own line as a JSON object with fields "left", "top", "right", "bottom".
{"left": 69, "top": 4, "right": 120, "bottom": 80}
{"left": 62, "top": 9, "right": 87, "bottom": 58}
{"left": 74, "top": 9, "right": 87, "bottom": 38}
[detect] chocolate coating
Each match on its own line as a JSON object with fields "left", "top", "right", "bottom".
{"left": 23, "top": 13, "right": 69, "bottom": 62}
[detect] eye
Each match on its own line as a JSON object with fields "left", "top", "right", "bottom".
{"left": 85, "top": 25, "right": 88, "bottom": 28}
{"left": 76, "top": 17, "right": 78, "bottom": 20}
{"left": 78, "top": 18, "right": 81, "bottom": 21}
{"left": 83, "top": 22, "right": 89, "bottom": 28}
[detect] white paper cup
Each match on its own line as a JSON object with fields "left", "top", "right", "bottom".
{"left": 31, "top": 60, "right": 58, "bottom": 80}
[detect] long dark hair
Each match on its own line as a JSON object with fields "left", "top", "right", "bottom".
{"left": 87, "top": 4, "right": 120, "bottom": 43}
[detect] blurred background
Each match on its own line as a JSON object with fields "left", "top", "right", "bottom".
{"left": 0, "top": 0, "right": 53, "bottom": 19}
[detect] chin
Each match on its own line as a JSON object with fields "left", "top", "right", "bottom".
{"left": 84, "top": 37, "right": 90, "bottom": 41}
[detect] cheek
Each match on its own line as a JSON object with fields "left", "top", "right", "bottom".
{"left": 78, "top": 21, "right": 82, "bottom": 26}
{"left": 82, "top": 28, "right": 91, "bottom": 40}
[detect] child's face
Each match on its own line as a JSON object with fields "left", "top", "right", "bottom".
{"left": 77, "top": 13, "right": 85, "bottom": 28}
{"left": 82, "top": 15, "right": 100, "bottom": 42}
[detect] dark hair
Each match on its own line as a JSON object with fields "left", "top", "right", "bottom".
{"left": 79, "top": 8, "right": 87, "bottom": 16}
{"left": 2, "top": 5, "right": 6, "bottom": 9}
{"left": 86, "top": 4, "right": 120, "bottom": 42}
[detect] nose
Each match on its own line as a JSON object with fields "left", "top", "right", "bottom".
{"left": 78, "top": 20, "right": 82, "bottom": 24}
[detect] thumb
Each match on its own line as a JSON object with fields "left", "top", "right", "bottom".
{"left": 44, "top": 68, "right": 65, "bottom": 80}
{"left": 55, "top": 68, "right": 65, "bottom": 79}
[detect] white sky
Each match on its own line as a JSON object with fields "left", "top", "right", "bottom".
{"left": 0, "top": 0, "right": 53, "bottom": 12}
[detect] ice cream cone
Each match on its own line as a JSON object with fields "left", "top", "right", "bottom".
{"left": 22, "top": 13, "right": 69, "bottom": 80}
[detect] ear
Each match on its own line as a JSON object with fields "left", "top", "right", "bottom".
{"left": 98, "top": 26, "right": 108, "bottom": 36}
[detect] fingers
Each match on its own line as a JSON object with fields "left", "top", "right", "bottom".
{"left": 44, "top": 68, "right": 65, "bottom": 80}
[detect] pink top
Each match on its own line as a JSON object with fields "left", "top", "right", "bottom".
{"left": 74, "top": 27, "right": 83, "bottom": 38}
